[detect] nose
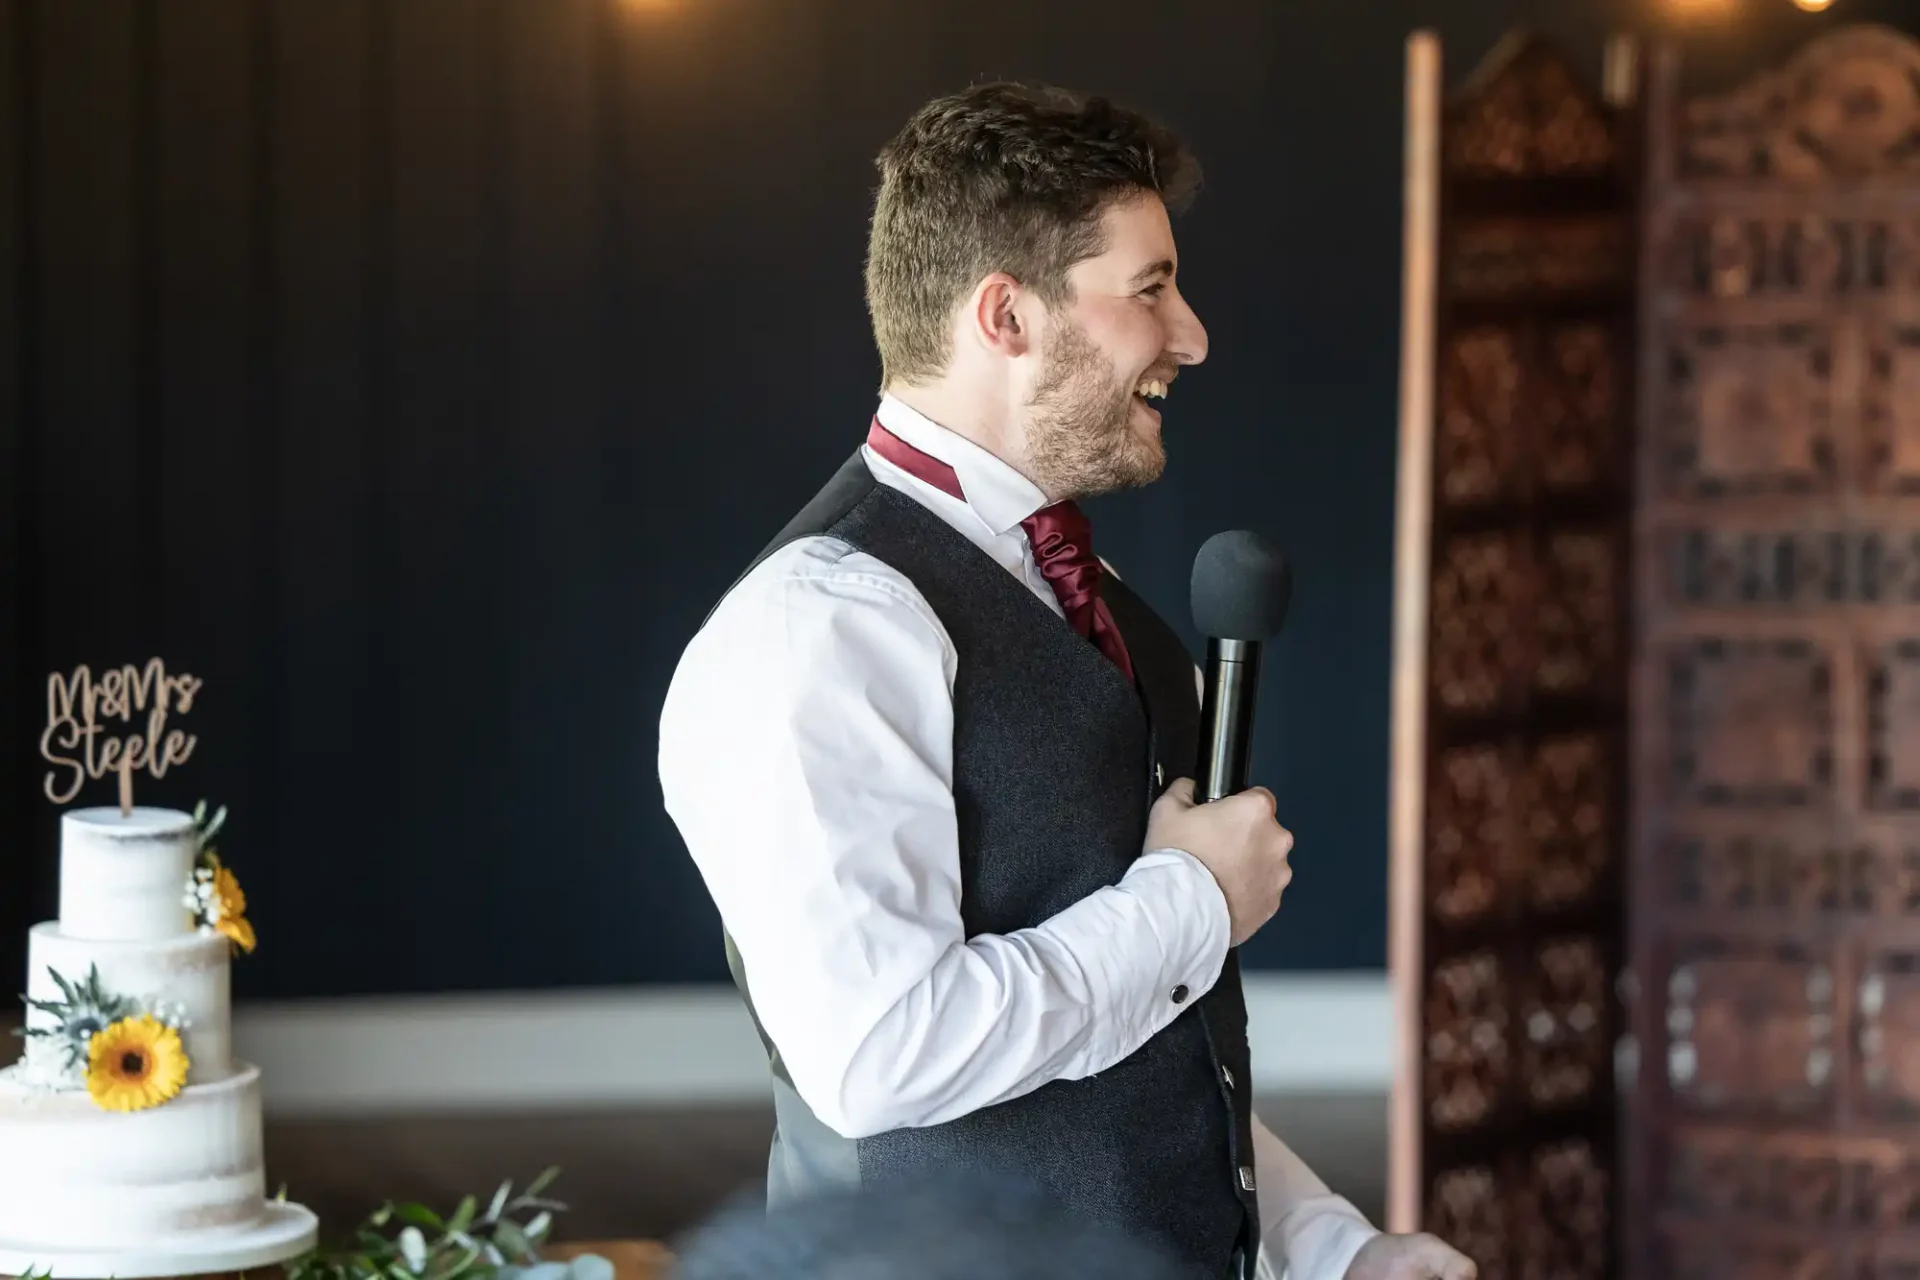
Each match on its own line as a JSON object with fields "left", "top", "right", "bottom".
{"left": 1166, "top": 291, "right": 1208, "bottom": 367}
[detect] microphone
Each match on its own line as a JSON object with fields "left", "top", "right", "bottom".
{"left": 1190, "top": 530, "right": 1293, "bottom": 804}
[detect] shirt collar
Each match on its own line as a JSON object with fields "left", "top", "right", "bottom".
{"left": 874, "top": 394, "right": 1050, "bottom": 537}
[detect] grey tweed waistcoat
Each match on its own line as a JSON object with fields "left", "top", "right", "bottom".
{"left": 710, "top": 449, "right": 1258, "bottom": 1280}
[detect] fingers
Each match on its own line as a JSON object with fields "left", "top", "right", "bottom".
{"left": 1163, "top": 777, "right": 1276, "bottom": 818}
{"left": 1237, "top": 784, "right": 1277, "bottom": 817}
{"left": 1420, "top": 1239, "right": 1476, "bottom": 1280}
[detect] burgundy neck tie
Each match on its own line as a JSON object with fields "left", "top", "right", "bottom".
{"left": 866, "top": 418, "right": 1136, "bottom": 686}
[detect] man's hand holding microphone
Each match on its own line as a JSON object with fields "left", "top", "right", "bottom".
{"left": 1148, "top": 776, "right": 1294, "bottom": 946}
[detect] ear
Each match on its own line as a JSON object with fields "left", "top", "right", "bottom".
{"left": 964, "top": 271, "right": 1035, "bottom": 358}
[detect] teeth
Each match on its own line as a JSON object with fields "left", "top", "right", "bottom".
{"left": 1136, "top": 379, "right": 1168, "bottom": 399}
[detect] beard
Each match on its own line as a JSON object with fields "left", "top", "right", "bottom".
{"left": 1023, "top": 317, "right": 1166, "bottom": 500}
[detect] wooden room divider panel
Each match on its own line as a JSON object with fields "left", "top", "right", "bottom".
{"left": 1390, "top": 31, "right": 1641, "bottom": 1280}
{"left": 1629, "top": 24, "right": 1920, "bottom": 1280}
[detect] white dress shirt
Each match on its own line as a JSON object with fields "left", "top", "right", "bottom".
{"left": 658, "top": 394, "right": 1379, "bottom": 1280}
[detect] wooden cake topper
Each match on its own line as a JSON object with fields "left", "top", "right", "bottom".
{"left": 39, "top": 658, "right": 203, "bottom": 815}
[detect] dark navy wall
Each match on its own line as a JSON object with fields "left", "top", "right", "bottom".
{"left": 1, "top": 0, "right": 1905, "bottom": 999}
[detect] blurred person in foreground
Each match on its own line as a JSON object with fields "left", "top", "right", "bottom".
{"left": 669, "top": 1171, "right": 1192, "bottom": 1280}
{"left": 658, "top": 81, "right": 1474, "bottom": 1280}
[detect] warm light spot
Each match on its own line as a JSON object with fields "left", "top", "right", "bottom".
{"left": 1792, "top": 0, "right": 1835, "bottom": 10}
{"left": 1663, "top": 0, "right": 1739, "bottom": 23}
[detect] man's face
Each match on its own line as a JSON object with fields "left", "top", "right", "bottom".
{"left": 1021, "top": 194, "right": 1208, "bottom": 501}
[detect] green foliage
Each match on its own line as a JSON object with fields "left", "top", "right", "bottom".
{"left": 15, "top": 963, "right": 139, "bottom": 1070}
{"left": 281, "top": 1168, "right": 612, "bottom": 1280}
{"left": 191, "top": 798, "right": 228, "bottom": 851}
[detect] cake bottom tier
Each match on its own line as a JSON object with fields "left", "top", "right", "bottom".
{"left": 0, "top": 1201, "right": 318, "bottom": 1280}
{"left": 0, "top": 1059, "right": 273, "bottom": 1249}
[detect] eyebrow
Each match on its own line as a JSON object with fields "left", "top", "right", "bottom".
{"left": 1129, "top": 259, "right": 1174, "bottom": 287}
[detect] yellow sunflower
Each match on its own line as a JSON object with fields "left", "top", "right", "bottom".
{"left": 86, "top": 1015, "right": 191, "bottom": 1113}
{"left": 210, "top": 865, "right": 257, "bottom": 954}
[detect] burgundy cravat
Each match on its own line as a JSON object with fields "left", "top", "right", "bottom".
{"left": 866, "top": 418, "right": 1136, "bottom": 686}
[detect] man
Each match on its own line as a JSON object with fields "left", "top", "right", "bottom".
{"left": 659, "top": 82, "right": 1474, "bottom": 1280}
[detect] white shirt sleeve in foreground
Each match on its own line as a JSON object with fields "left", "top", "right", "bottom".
{"left": 1250, "top": 1111, "right": 1379, "bottom": 1280}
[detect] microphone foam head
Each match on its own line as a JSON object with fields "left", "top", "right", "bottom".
{"left": 1191, "top": 530, "right": 1292, "bottom": 640}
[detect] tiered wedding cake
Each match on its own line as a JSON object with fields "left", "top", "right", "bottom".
{"left": 0, "top": 804, "right": 317, "bottom": 1278}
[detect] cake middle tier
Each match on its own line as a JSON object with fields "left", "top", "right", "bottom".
{"left": 23, "top": 922, "right": 232, "bottom": 1084}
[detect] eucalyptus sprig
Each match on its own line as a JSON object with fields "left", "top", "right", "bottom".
{"left": 191, "top": 798, "right": 228, "bottom": 852}
{"left": 281, "top": 1168, "right": 611, "bottom": 1280}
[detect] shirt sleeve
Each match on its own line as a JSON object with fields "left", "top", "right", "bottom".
{"left": 658, "top": 539, "right": 1232, "bottom": 1140}
{"left": 1250, "top": 1111, "right": 1380, "bottom": 1280}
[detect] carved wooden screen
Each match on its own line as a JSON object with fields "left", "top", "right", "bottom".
{"left": 1630, "top": 26, "right": 1920, "bottom": 1280}
{"left": 1389, "top": 32, "right": 1637, "bottom": 1280}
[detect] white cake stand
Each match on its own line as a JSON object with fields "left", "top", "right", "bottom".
{"left": 0, "top": 1200, "right": 319, "bottom": 1279}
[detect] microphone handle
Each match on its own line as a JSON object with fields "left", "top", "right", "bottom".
{"left": 1198, "top": 637, "right": 1262, "bottom": 803}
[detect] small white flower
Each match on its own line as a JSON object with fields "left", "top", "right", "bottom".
{"left": 142, "top": 998, "right": 193, "bottom": 1030}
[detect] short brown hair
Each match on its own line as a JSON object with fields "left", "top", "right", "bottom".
{"left": 864, "top": 82, "right": 1201, "bottom": 388}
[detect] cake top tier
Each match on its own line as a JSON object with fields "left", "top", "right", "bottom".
{"left": 64, "top": 806, "right": 196, "bottom": 838}
{"left": 58, "top": 806, "right": 200, "bottom": 942}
